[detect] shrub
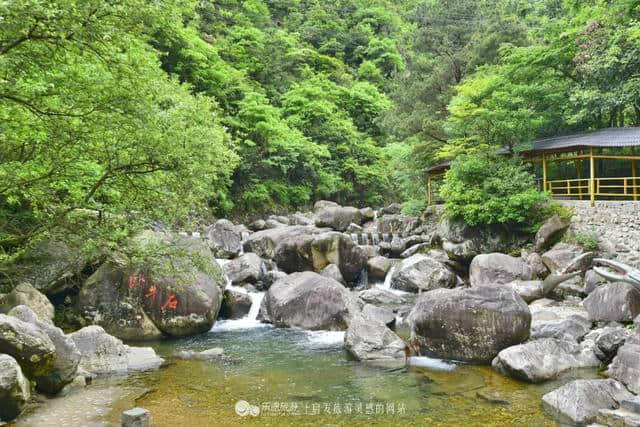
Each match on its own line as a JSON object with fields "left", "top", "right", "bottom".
{"left": 440, "top": 154, "right": 550, "bottom": 228}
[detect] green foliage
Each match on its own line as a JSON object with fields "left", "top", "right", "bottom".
{"left": 0, "top": 0, "right": 237, "bottom": 263}
{"left": 564, "top": 230, "right": 600, "bottom": 252}
{"left": 440, "top": 155, "right": 549, "bottom": 227}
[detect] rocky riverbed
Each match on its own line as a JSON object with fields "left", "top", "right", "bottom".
{"left": 2, "top": 200, "right": 640, "bottom": 426}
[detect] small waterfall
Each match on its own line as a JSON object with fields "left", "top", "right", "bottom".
{"left": 351, "top": 233, "right": 359, "bottom": 244}
{"left": 238, "top": 231, "right": 250, "bottom": 256}
{"left": 354, "top": 267, "right": 368, "bottom": 289}
{"left": 373, "top": 210, "right": 378, "bottom": 221}
{"left": 372, "top": 233, "right": 379, "bottom": 245}
{"left": 211, "top": 288, "right": 267, "bottom": 332}
{"left": 382, "top": 264, "right": 397, "bottom": 289}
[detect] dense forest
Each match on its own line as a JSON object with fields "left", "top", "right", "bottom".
{"left": 1, "top": 0, "right": 639, "bottom": 266}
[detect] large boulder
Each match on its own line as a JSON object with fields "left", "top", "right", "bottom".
{"left": 584, "top": 326, "right": 635, "bottom": 363}
{"left": 0, "top": 354, "right": 30, "bottom": 422}
{"left": 315, "top": 206, "right": 363, "bottom": 231}
{"left": 529, "top": 299, "right": 592, "bottom": 342}
{"left": 261, "top": 272, "right": 358, "bottom": 330}
{"left": 310, "top": 232, "right": 367, "bottom": 283}
{"left": 0, "top": 282, "right": 54, "bottom": 322}
{"left": 534, "top": 215, "right": 570, "bottom": 252}
{"left": 507, "top": 280, "right": 543, "bottom": 303}
{"left": 219, "top": 289, "right": 252, "bottom": 319}
{"left": 69, "top": 326, "right": 163, "bottom": 375}
{"left": 206, "top": 219, "right": 242, "bottom": 259}
{"left": 4, "top": 239, "right": 88, "bottom": 295}
{"left": 358, "top": 288, "right": 414, "bottom": 308}
{"left": 542, "top": 379, "right": 633, "bottom": 425}
{"left": 541, "top": 242, "right": 584, "bottom": 273}
{"left": 436, "top": 217, "right": 517, "bottom": 263}
{"left": 469, "top": 253, "right": 532, "bottom": 287}
{"left": 76, "top": 232, "right": 225, "bottom": 339}
{"left": 9, "top": 306, "right": 80, "bottom": 394}
{"left": 222, "top": 253, "right": 264, "bottom": 285}
{"left": 74, "top": 261, "right": 163, "bottom": 341}
{"left": 243, "top": 226, "right": 324, "bottom": 260}
{"left": 362, "top": 304, "right": 396, "bottom": 327}
{"left": 344, "top": 315, "right": 405, "bottom": 361}
{"left": 390, "top": 254, "right": 456, "bottom": 293}
{"left": 367, "top": 256, "right": 396, "bottom": 282}
{"left": 407, "top": 286, "right": 531, "bottom": 363}
{"left": 608, "top": 333, "right": 640, "bottom": 394}
{"left": 0, "top": 314, "right": 56, "bottom": 380}
{"left": 583, "top": 282, "right": 640, "bottom": 322}
{"left": 319, "top": 264, "right": 346, "bottom": 285}
{"left": 492, "top": 338, "right": 599, "bottom": 383}
{"left": 376, "top": 215, "right": 419, "bottom": 235}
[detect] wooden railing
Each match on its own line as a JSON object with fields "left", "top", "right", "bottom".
{"left": 545, "top": 177, "right": 640, "bottom": 199}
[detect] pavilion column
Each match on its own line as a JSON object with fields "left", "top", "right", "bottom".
{"left": 632, "top": 148, "right": 638, "bottom": 201}
{"left": 575, "top": 159, "right": 582, "bottom": 200}
{"left": 589, "top": 147, "right": 596, "bottom": 206}
{"left": 542, "top": 154, "right": 548, "bottom": 193}
{"left": 427, "top": 174, "right": 432, "bottom": 205}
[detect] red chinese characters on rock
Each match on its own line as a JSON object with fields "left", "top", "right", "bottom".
{"left": 128, "top": 274, "right": 147, "bottom": 289}
{"left": 161, "top": 292, "right": 178, "bottom": 311}
{"left": 145, "top": 285, "right": 158, "bottom": 300}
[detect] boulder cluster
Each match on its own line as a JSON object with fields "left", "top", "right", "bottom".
{"left": 3, "top": 201, "right": 640, "bottom": 425}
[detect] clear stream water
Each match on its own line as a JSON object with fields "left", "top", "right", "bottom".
{"left": 13, "top": 279, "right": 600, "bottom": 426}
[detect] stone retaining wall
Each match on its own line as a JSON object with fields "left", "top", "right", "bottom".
{"left": 560, "top": 200, "right": 640, "bottom": 266}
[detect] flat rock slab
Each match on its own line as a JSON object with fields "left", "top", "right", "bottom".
{"left": 542, "top": 379, "right": 633, "bottom": 425}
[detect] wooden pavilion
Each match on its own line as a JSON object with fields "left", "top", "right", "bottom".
{"left": 426, "top": 127, "right": 640, "bottom": 206}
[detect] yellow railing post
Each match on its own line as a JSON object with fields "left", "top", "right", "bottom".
{"left": 589, "top": 148, "right": 595, "bottom": 206}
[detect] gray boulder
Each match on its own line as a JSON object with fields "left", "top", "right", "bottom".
{"left": 289, "top": 212, "right": 314, "bottom": 226}
{"left": 360, "top": 207, "right": 375, "bottom": 221}
{"left": 0, "top": 354, "right": 30, "bottom": 421}
{"left": 390, "top": 254, "right": 456, "bottom": 293}
{"left": 315, "top": 206, "right": 363, "bottom": 231}
{"left": 381, "top": 203, "right": 402, "bottom": 215}
{"left": 492, "top": 338, "right": 599, "bottom": 383}
{"left": 541, "top": 242, "right": 584, "bottom": 273}
{"left": 76, "top": 232, "right": 225, "bottom": 339}
{"left": 529, "top": 299, "right": 591, "bottom": 342}
{"left": 320, "top": 264, "right": 346, "bottom": 285}
{"left": 313, "top": 200, "right": 340, "bottom": 212}
{"left": 9, "top": 306, "right": 80, "bottom": 394}
{"left": 310, "top": 232, "right": 368, "bottom": 283}
{"left": 0, "top": 314, "right": 56, "bottom": 381}
{"left": 344, "top": 315, "right": 405, "bottom": 361}
{"left": 584, "top": 269, "right": 604, "bottom": 294}
{"left": 243, "top": 225, "right": 324, "bottom": 261}
{"left": 206, "top": 219, "right": 242, "bottom": 259}
{"left": 223, "top": 253, "right": 264, "bottom": 285}
{"left": 534, "top": 215, "right": 570, "bottom": 252}
{"left": 367, "top": 256, "right": 396, "bottom": 282}
{"left": 261, "top": 272, "right": 358, "bottom": 330}
{"left": 407, "top": 286, "right": 531, "bottom": 363}
{"left": 219, "top": 289, "right": 252, "bottom": 319}
{"left": 608, "top": 334, "right": 640, "bottom": 394}
{"left": 376, "top": 215, "right": 419, "bottom": 235}
{"left": 359, "top": 245, "right": 381, "bottom": 259}
{"left": 69, "top": 326, "right": 163, "bottom": 375}
{"left": 542, "top": 379, "right": 633, "bottom": 425}
{"left": 523, "top": 251, "right": 549, "bottom": 279}
{"left": 437, "top": 217, "right": 516, "bottom": 262}
{"left": 0, "top": 282, "right": 54, "bottom": 322}
{"left": 584, "top": 326, "right": 635, "bottom": 363}
{"left": 362, "top": 304, "right": 396, "bottom": 328}
{"left": 507, "top": 280, "right": 543, "bottom": 303}
{"left": 583, "top": 282, "right": 640, "bottom": 322}
{"left": 74, "top": 261, "right": 163, "bottom": 341}
{"left": 5, "top": 239, "right": 88, "bottom": 296}
{"left": 358, "top": 288, "right": 413, "bottom": 307}
{"left": 469, "top": 253, "right": 532, "bottom": 287}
